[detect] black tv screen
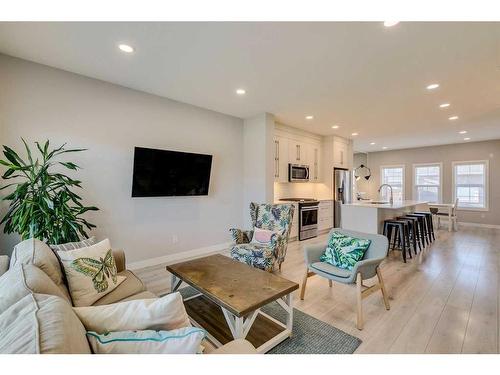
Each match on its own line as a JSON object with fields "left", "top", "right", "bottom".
{"left": 132, "top": 147, "right": 213, "bottom": 197}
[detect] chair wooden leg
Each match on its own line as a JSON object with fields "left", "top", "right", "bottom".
{"left": 278, "top": 263, "right": 282, "bottom": 272}
{"left": 300, "top": 269, "right": 309, "bottom": 300}
{"left": 328, "top": 279, "right": 333, "bottom": 288}
{"left": 356, "top": 273, "right": 363, "bottom": 330}
{"left": 376, "top": 267, "right": 390, "bottom": 310}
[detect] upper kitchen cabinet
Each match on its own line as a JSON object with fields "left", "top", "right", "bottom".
{"left": 274, "top": 123, "right": 322, "bottom": 183}
{"left": 288, "top": 140, "right": 307, "bottom": 165}
{"left": 308, "top": 143, "right": 321, "bottom": 182}
{"left": 332, "top": 137, "right": 352, "bottom": 169}
{"left": 274, "top": 135, "right": 289, "bottom": 183}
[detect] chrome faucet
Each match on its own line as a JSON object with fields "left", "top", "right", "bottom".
{"left": 378, "top": 184, "right": 394, "bottom": 205}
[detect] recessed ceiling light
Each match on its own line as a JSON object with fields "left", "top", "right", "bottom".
{"left": 331, "top": 125, "right": 339, "bottom": 129}
{"left": 305, "top": 115, "right": 314, "bottom": 120}
{"left": 459, "top": 130, "right": 467, "bottom": 134}
{"left": 235, "top": 89, "right": 246, "bottom": 95}
{"left": 426, "top": 83, "right": 440, "bottom": 90}
{"left": 464, "top": 137, "right": 471, "bottom": 141}
{"left": 440, "top": 103, "right": 450, "bottom": 108}
{"left": 370, "top": 142, "right": 376, "bottom": 145}
{"left": 449, "top": 116, "right": 459, "bottom": 120}
{"left": 382, "top": 147, "right": 388, "bottom": 150}
{"left": 351, "top": 132, "right": 359, "bottom": 136}
{"left": 118, "top": 44, "right": 134, "bottom": 53}
{"left": 383, "top": 21, "right": 400, "bottom": 27}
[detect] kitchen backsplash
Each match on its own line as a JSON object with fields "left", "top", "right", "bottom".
{"left": 274, "top": 182, "right": 332, "bottom": 201}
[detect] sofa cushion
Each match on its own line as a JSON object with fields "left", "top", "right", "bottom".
{"left": 0, "top": 293, "right": 91, "bottom": 354}
{"left": 86, "top": 327, "right": 206, "bottom": 354}
{"left": 92, "top": 270, "right": 145, "bottom": 306}
{"left": 211, "top": 339, "right": 257, "bottom": 354}
{"left": 74, "top": 292, "right": 190, "bottom": 334}
{"left": 119, "top": 290, "right": 157, "bottom": 302}
{"left": 0, "top": 255, "right": 9, "bottom": 277}
{"left": 10, "top": 238, "right": 70, "bottom": 301}
{"left": 0, "top": 263, "right": 70, "bottom": 314}
{"left": 57, "top": 239, "right": 126, "bottom": 307}
{"left": 49, "top": 236, "right": 96, "bottom": 252}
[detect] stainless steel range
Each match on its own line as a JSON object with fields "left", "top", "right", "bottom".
{"left": 279, "top": 198, "right": 319, "bottom": 241}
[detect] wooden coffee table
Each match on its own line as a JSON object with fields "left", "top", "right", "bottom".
{"left": 167, "top": 254, "right": 299, "bottom": 353}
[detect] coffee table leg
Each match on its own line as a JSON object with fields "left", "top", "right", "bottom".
{"left": 222, "top": 308, "right": 259, "bottom": 339}
{"left": 277, "top": 293, "right": 294, "bottom": 332}
{"left": 171, "top": 274, "right": 182, "bottom": 292}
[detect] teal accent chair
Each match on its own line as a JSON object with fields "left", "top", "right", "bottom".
{"left": 300, "top": 228, "right": 390, "bottom": 330}
{"left": 229, "top": 203, "right": 294, "bottom": 272}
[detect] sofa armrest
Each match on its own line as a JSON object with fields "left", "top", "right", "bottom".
{"left": 0, "top": 255, "right": 9, "bottom": 277}
{"left": 112, "top": 249, "right": 126, "bottom": 273}
{"left": 211, "top": 339, "right": 257, "bottom": 354}
{"left": 303, "top": 243, "right": 327, "bottom": 266}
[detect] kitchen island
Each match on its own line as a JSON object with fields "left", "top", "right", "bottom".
{"left": 341, "top": 200, "right": 429, "bottom": 234}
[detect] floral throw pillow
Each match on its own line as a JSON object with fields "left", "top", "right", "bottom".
{"left": 320, "top": 231, "right": 371, "bottom": 270}
{"left": 57, "top": 239, "right": 126, "bottom": 306}
{"left": 250, "top": 227, "right": 277, "bottom": 246}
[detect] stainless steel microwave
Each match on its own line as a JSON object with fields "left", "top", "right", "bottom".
{"left": 289, "top": 164, "right": 310, "bottom": 182}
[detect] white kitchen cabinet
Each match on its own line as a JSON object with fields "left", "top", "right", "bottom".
{"left": 318, "top": 200, "right": 334, "bottom": 231}
{"left": 274, "top": 136, "right": 289, "bottom": 183}
{"left": 308, "top": 143, "right": 321, "bottom": 182}
{"left": 333, "top": 138, "right": 349, "bottom": 168}
{"left": 288, "top": 140, "right": 307, "bottom": 165}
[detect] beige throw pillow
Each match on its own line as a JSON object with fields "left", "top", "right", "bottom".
{"left": 57, "top": 239, "right": 125, "bottom": 307}
{"left": 73, "top": 292, "right": 191, "bottom": 334}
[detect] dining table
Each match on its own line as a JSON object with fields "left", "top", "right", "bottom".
{"left": 428, "top": 203, "right": 455, "bottom": 232}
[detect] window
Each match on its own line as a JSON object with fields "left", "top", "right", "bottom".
{"left": 380, "top": 165, "right": 405, "bottom": 201}
{"left": 413, "top": 163, "right": 442, "bottom": 203}
{"left": 453, "top": 161, "right": 489, "bottom": 210}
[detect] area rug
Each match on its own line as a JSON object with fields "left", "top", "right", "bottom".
{"left": 176, "top": 287, "right": 362, "bottom": 354}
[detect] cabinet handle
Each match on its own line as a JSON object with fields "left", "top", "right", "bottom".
{"left": 340, "top": 150, "right": 344, "bottom": 165}
{"left": 296, "top": 145, "right": 299, "bottom": 161}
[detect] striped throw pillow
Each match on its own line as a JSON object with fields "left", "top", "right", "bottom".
{"left": 49, "top": 237, "right": 96, "bottom": 252}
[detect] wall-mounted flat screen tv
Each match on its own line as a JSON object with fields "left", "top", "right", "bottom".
{"left": 132, "top": 147, "right": 213, "bottom": 197}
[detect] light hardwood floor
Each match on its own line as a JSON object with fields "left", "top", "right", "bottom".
{"left": 134, "top": 226, "right": 500, "bottom": 353}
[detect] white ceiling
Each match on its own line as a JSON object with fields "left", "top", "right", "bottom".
{"left": 0, "top": 22, "right": 499, "bottom": 151}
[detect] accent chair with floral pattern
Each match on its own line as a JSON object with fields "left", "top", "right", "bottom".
{"left": 229, "top": 203, "right": 295, "bottom": 272}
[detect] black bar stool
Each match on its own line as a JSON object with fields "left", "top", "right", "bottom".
{"left": 383, "top": 219, "right": 411, "bottom": 262}
{"left": 414, "top": 211, "right": 435, "bottom": 242}
{"left": 398, "top": 216, "right": 421, "bottom": 254}
{"left": 406, "top": 213, "right": 429, "bottom": 247}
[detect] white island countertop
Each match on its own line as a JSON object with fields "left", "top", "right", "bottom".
{"left": 343, "top": 200, "right": 428, "bottom": 209}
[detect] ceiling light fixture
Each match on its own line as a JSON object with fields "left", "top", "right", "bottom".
{"left": 459, "top": 130, "right": 467, "bottom": 134}
{"left": 449, "top": 116, "right": 459, "bottom": 120}
{"left": 370, "top": 142, "right": 376, "bottom": 145}
{"left": 331, "top": 125, "right": 339, "bottom": 129}
{"left": 235, "top": 89, "right": 246, "bottom": 95}
{"left": 426, "top": 83, "right": 440, "bottom": 90}
{"left": 305, "top": 115, "right": 314, "bottom": 120}
{"left": 351, "top": 132, "right": 359, "bottom": 136}
{"left": 464, "top": 137, "right": 471, "bottom": 141}
{"left": 383, "top": 21, "right": 400, "bottom": 27}
{"left": 439, "top": 103, "right": 450, "bottom": 108}
{"left": 118, "top": 44, "right": 134, "bottom": 53}
{"left": 382, "top": 147, "right": 388, "bottom": 150}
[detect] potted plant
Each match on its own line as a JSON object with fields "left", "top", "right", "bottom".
{"left": 0, "top": 139, "right": 99, "bottom": 244}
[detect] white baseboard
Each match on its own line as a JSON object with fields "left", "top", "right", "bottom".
{"left": 437, "top": 219, "right": 500, "bottom": 229}
{"left": 458, "top": 222, "right": 500, "bottom": 229}
{"left": 127, "top": 241, "right": 232, "bottom": 270}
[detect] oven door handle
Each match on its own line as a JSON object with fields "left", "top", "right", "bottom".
{"left": 301, "top": 207, "right": 319, "bottom": 211}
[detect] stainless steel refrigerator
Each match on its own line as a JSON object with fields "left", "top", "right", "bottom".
{"left": 333, "top": 168, "right": 352, "bottom": 228}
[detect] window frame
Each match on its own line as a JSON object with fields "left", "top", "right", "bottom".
{"left": 412, "top": 162, "right": 443, "bottom": 204}
{"left": 452, "top": 160, "right": 489, "bottom": 211}
{"left": 379, "top": 164, "right": 406, "bottom": 201}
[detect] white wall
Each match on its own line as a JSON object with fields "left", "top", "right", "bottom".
{"left": 365, "top": 141, "right": 500, "bottom": 225}
{"left": 242, "top": 113, "right": 274, "bottom": 226}
{"left": 0, "top": 54, "right": 245, "bottom": 262}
